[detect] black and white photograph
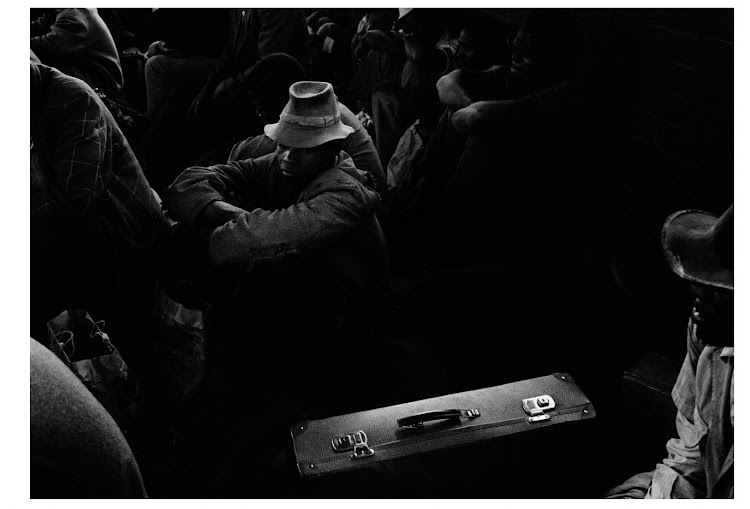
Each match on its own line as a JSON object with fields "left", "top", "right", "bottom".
{"left": 21, "top": 0, "right": 739, "bottom": 501}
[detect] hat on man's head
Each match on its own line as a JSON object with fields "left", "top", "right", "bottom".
{"left": 662, "top": 205, "right": 734, "bottom": 291}
{"left": 264, "top": 81, "right": 354, "bottom": 149}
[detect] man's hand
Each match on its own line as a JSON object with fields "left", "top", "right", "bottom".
{"left": 197, "top": 200, "right": 245, "bottom": 241}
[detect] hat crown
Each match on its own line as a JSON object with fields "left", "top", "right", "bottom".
{"left": 662, "top": 204, "right": 734, "bottom": 291}
{"left": 282, "top": 81, "right": 340, "bottom": 123}
{"left": 264, "top": 81, "right": 354, "bottom": 149}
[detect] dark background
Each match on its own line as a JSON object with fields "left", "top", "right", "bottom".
{"left": 28, "top": 7, "right": 735, "bottom": 498}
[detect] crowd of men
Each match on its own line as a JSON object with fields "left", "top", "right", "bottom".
{"left": 30, "top": 8, "right": 733, "bottom": 499}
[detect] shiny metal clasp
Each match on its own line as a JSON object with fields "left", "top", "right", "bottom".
{"left": 522, "top": 395, "right": 556, "bottom": 422}
{"left": 331, "top": 430, "right": 375, "bottom": 459}
{"left": 331, "top": 430, "right": 368, "bottom": 452}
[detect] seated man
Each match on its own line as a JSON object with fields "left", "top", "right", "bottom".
{"left": 165, "top": 80, "right": 388, "bottom": 412}
{"left": 383, "top": 11, "right": 515, "bottom": 235}
{"left": 31, "top": 8, "right": 124, "bottom": 98}
{"left": 226, "top": 53, "right": 387, "bottom": 200}
{"left": 166, "top": 80, "right": 387, "bottom": 324}
{"left": 370, "top": 8, "right": 456, "bottom": 169}
{"left": 436, "top": 8, "right": 581, "bottom": 135}
{"left": 606, "top": 205, "right": 734, "bottom": 498}
{"left": 401, "top": 9, "right": 591, "bottom": 271}
{"left": 422, "top": 8, "right": 579, "bottom": 184}
{"left": 166, "top": 80, "right": 384, "bottom": 266}
{"left": 30, "top": 61, "right": 171, "bottom": 369}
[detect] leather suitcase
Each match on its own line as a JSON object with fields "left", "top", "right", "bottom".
{"left": 291, "top": 372, "right": 597, "bottom": 497}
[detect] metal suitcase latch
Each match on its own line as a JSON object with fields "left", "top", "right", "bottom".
{"left": 332, "top": 430, "right": 375, "bottom": 459}
{"left": 522, "top": 395, "right": 556, "bottom": 423}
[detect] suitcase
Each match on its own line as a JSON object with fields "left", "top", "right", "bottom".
{"left": 291, "top": 372, "right": 597, "bottom": 497}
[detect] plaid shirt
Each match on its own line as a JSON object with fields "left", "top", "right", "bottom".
{"left": 31, "top": 65, "right": 163, "bottom": 245}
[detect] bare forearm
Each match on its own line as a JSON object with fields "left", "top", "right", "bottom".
{"left": 451, "top": 99, "right": 528, "bottom": 136}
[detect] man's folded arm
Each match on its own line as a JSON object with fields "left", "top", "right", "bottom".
{"left": 166, "top": 160, "right": 260, "bottom": 229}
{"left": 208, "top": 179, "right": 379, "bottom": 267}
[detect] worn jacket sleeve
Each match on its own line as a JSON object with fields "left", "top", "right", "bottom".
{"left": 645, "top": 318, "right": 708, "bottom": 498}
{"left": 31, "top": 85, "right": 108, "bottom": 218}
{"left": 207, "top": 170, "right": 380, "bottom": 267}
{"left": 166, "top": 159, "right": 265, "bottom": 228}
{"left": 606, "top": 318, "right": 707, "bottom": 499}
{"left": 30, "top": 10, "right": 89, "bottom": 60}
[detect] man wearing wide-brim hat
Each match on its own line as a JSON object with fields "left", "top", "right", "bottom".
{"left": 607, "top": 205, "right": 734, "bottom": 499}
{"left": 166, "top": 81, "right": 387, "bottom": 327}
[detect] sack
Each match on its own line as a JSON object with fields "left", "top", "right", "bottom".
{"left": 151, "top": 281, "right": 208, "bottom": 406}
{"left": 382, "top": 120, "right": 431, "bottom": 227}
{"left": 46, "top": 309, "right": 141, "bottom": 436}
{"left": 386, "top": 119, "right": 426, "bottom": 192}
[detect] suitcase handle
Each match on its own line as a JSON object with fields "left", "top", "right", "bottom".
{"left": 397, "top": 408, "right": 480, "bottom": 428}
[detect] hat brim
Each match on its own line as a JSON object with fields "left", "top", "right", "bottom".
{"left": 662, "top": 210, "right": 733, "bottom": 290}
{"left": 264, "top": 121, "right": 354, "bottom": 149}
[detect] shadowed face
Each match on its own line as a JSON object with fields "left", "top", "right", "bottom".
{"left": 275, "top": 143, "right": 334, "bottom": 178}
{"left": 510, "top": 28, "right": 537, "bottom": 76}
{"left": 456, "top": 28, "right": 482, "bottom": 70}
{"left": 690, "top": 284, "right": 733, "bottom": 344}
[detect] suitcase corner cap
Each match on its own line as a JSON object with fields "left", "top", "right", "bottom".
{"left": 291, "top": 420, "right": 310, "bottom": 438}
{"left": 553, "top": 372, "right": 574, "bottom": 383}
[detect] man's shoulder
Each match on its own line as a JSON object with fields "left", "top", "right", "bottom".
{"left": 333, "top": 152, "right": 362, "bottom": 179}
{"left": 309, "top": 153, "right": 378, "bottom": 194}
{"left": 229, "top": 134, "right": 277, "bottom": 162}
{"left": 44, "top": 68, "right": 104, "bottom": 118}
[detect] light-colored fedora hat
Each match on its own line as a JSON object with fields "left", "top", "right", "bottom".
{"left": 662, "top": 205, "right": 733, "bottom": 291}
{"left": 264, "top": 81, "right": 354, "bottom": 149}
